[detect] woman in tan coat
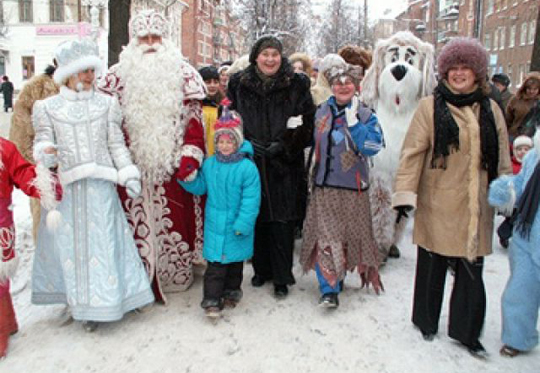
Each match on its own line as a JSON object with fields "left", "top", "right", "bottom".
{"left": 392, "top": 38, "right": 512, "bottom": 357}
{"left": 505, "top": 72, "right": 540, "bottom": 139}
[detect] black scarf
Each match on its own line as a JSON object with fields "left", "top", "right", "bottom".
{"left": 432, "top": 82, "right": 500, "bottom": 182}
{"left": 515, "top": 158, "right": 540, "bottom": 239}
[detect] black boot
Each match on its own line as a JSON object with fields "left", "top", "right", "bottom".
{"left": 274, "top": 284, "right": 288, "bottom": 298}
{"left": 251, "top": 274, "right": 267, "bottom": 287}
{"left": 319, "top": 293, "right": 339, "bottom": 308}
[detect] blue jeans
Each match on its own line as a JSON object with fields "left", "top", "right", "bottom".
{"left": 315, "top": 264, "right": 341, "bottom": 294}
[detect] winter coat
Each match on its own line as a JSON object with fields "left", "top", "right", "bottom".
{"left": 0, "top": 138, "right": 39, "bottom": 283}
{"left": 312, "top": 96, "right": 383, "bottom": 191}
{"left": 511, "top": 156, "right": 523, "bottom": 175}
{"left": 179, "top": 141, "right": 261, "bottom": 264}
{"left": 33, "top": 87, "right": 139, "bottom": 187}
{"left": 500, "top": 89, "right": 514, "bottom": 112}
{"left": 392, "top": 95, "right": 512, "bottom": 260}
{"left": 489, "top": 147, "right": 540, "bottom": 265}
{"left": 227, "top": 60, "right": 315, "bottom": 222}
{"left": 0, "top": 82, "right": 14, "bottom": 108}
{"left": 9, "top": 73, "right": 59, "bottom": 163}
{"left": 506, "top": 72, "right": 540, "bottom": 138}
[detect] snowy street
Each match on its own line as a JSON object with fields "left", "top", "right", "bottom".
{"left": 2, "top": 185, "right": 539, "bottom": 373}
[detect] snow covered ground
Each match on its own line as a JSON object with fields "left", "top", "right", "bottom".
{"left": 3, "top": 190, "right": 539, "bottom": 373}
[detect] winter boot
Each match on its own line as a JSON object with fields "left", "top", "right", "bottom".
{"left": 274, "top": 284, "right": 288, "bottom": 298}
{"left": 318, "top": 293, "right": 339, "bottom": 308}
{"left": 0, "top": 293, "right": 19, "bottom": 358}
{"left": 223, "top": 289, "right": 243, "bottom": 309}
{"left": 82, "top": 321, "right": 99, "bottom": 333}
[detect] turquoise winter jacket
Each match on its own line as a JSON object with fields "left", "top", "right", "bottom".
{"left": 179, "top": 141, "right": 261, "bottom": 263}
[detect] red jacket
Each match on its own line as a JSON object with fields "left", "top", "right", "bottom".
{"left": 1, "top": 138, "right": 39, "bottom": 273}
{"left": 511, "top": 156, "right": 522, "bottom": 175}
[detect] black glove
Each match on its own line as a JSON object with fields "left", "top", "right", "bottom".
{"left": 251, "top": 140, "right": 266, "bottom": 158}
{"left": 395, "top": 205, "right": 413, "bottom": 224}
{"left": 264, "top": 141, "right": 284, "bottom": 159}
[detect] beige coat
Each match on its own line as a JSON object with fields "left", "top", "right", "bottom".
{"left": 8, "top": 73, "right": 59, "bottom": 240}
{"left": 392, "top": 94, "right": 512, "bottom": 261}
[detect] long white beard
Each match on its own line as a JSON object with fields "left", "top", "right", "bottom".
{"left": 118, "top": 40, "right": 186, "bottom": 185}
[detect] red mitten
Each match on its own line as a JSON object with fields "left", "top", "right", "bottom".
{"left": 176, "top": 156, "right": 199, "bottom": 181}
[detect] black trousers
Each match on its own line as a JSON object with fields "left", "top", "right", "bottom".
{"left": 412, "top": 246, "right": 486, "bottom": 345}
{"left": 203, "top": 261, "right": 244, "bottom": 305}
{"left": 252, "top": 221, "right": 296, "bottom": 286}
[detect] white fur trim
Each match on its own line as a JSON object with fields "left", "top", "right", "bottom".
{"left": 533, "top": 130, "right": 540, "bottom": 156}
{"left": 227, "top": 55, "right": 250, "bottom": 75}
{"left": 32, "top": 163, "right": 59, "bottom": 212}
{"left": 117, "top": 165, "right": 141, "bottom": 186}
{"left": 0, "top": 256, "right": 19, "bottom": 283}
{"left": 59, "top": 86, "right": 94, "bottom": 101}
{"left": 46, "top": 210, "right": 63, "bottom": 231}
{"left": 497, "top": 181, "right": 516, "bottom": 217}
{"left": 54, "top": 55, "right": 103, "bottom": 85}
{"left": 59, "top": 164, "right": 118, "bottom": 186}
{"left": 181, "top": 145, "right": 204, "bottom": 166}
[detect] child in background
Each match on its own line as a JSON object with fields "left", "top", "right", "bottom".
{"left": 179, "top": 109, "right": 261, "bottom": 319}
{"left": 497, "top": 135, "right": 533, "bottom": 248}
{"left": 0, "top": 138, "right": 42, "bottom": 358}
{"left": 199, "top": 66, "right": 225, "bottom": 156}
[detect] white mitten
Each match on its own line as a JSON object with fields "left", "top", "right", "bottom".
{"left": 42, "top": 153, "right": 58, "bottom": 168}
{"left": 126, "top": 180, "right": 141, "bottom": 199}
{"left": 286, "top": 115, "right": 303, "bottom": 129}
{"left": 345, "top": 94, "right": 359, "bottom": 127}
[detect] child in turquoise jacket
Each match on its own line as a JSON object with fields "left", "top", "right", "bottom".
{"left": 179, "top": 109, "right": 261, "bottom": 318}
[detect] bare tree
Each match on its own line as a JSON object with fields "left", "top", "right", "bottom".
{"left": 316, "top": 0, "right": 369, "bottom": 56}
{"left": 231, "top": 0, "right": 312, "bottom": 55}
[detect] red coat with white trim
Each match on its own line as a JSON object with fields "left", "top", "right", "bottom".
{"left": 0, "top": 138, "right": 39, "bottom": 283}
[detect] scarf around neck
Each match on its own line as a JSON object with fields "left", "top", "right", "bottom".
{"left": 432, "top": 82, "right": 500, "bottom": 182}
{"left": 216, "top": 150, "right": 245, "bottom": 163}
{"left": 515, "top": 157, "right": 540, "bottom": 240}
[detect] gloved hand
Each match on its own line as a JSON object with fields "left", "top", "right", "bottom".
{"left": 286, "top": 115, "right": 303, "bottom": 129}
{"left": 345, "top": 94, "right": 360, "bottom": 127}
{"left": 264, "top": 141, "right": 284, "bottom": 159}
{"left": 395, "top": 205, "right": 413, "bottom": 224}
{"left": 251, "top": 141, "right": 266, "bottom": 158}
{"left": 126, "top": 179, "right": 141, "bottom": 199}
{"left": 177, "top": 157, "right": 199, "bottom": 181}
{"left": 42, "top": 153, "right": 58, "bottom": 168}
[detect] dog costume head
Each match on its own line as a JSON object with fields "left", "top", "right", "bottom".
{"left": 361, "top": 31, "right": 436, "bottom": 114}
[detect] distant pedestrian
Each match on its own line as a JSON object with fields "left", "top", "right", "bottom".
{"left": 0, "top": 76, "right": 14, "bottom": 112}
{"left": 492, "top": 73, "right": 514, "bottom": 111}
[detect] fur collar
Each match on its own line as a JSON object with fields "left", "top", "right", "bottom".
{"left": 238, "top": 59, "right": 295, "bottom": 95}
{"left": 60, "top": 86, "right": 94, "bottom": 101}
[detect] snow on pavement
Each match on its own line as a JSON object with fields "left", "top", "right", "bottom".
{"left": 2, "top": 191, "right": 539, "bottom": 373}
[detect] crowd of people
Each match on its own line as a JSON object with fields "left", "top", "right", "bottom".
{"left": 0, "top": 8, "right": 539, "bottom": 362}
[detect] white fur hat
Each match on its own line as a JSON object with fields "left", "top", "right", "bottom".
{"left": 513, "top": 135, "right": 533, "bottom": 149}
{"left": 53, "top": 39, "right": 102, "bottom": 84}
{"left": 319, "top": 54, "right": 346, "bottom": 76}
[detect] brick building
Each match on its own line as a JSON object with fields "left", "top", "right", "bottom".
{"left": 181, "top": 0, "right": 246, "bottom": 68}
{"left": 481, "top": 0, "right": 537, "bottom": 88}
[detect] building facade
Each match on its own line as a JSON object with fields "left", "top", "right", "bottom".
{"left": 180, "top": 0, "right": 246, "bottom": 68}
{"left": 0, "top": 0, "right": 108, "bottom": 90}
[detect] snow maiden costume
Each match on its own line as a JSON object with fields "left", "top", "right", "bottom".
{"left": 489, "top": 131, "right": 540, "bottom": 357}
{"left": 31, "top": 39, "right": 154, "bottom": 328}
{"left": 300, "top": 63, "right": 384, "bottom": 307}
{"left": 99, "top": 10, "right": 207, "bottom": 302}
{"left": 0, "top": 138, "right": 41, "bottom": 358}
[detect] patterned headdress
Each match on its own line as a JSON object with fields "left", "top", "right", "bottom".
{"left": 129, "top": 9, "right": 170, "bottom": 39}
{"left": 214, "top": 107, "right": 244, "bottom": 148}
{"left": 53, "top": 38, "right": 102, "bottom": 84}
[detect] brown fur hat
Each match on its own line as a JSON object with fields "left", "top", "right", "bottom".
{"left": 338, "top": 45, "right": 372, "bottom": 74}
{"left": 289, "top": 52, "right": 314, "bottom": 77}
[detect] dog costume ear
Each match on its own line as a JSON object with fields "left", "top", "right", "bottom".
{"left": 360, "top": 40, "right": 387, "bottom": 109}
{"left": 419, "top": 41, "right": 436, "bottom": 97}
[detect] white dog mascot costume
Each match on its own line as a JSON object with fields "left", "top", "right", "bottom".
{"left": 361, "top": 31, "right": 436, "bottom": 261}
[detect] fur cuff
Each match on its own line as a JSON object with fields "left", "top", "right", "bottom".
{"left": 180, "top": 145, "right": 204, "bottom": 166}
{"left": 32, "top": 163, "right": 60, "bottom": 212}
{"left": 0, "top": 256, "right": 19, "bottom": 283}
{"left": 118, "top": 165, "right": 141, "bottom": 186}
{"left": 391, "top": 191, "right": 417, "bottom": 209}
{"left": 497, "top": 181, "right": 516, "bottom": 217}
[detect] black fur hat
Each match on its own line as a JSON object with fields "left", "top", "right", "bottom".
{"left": 198, "top": 66, "right": 220, "bottom": 81}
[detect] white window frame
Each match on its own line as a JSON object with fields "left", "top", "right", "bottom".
{"left": 520, "top": 22, "right": 528, "bottom": 45}
{"left": 509, "top": 24, "right": 516, "bottom": 47}
{"left": 500, "top": 26, "right": 506, "bottom": 50}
